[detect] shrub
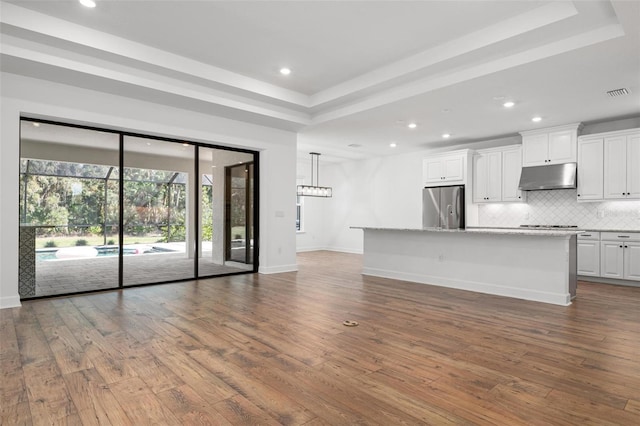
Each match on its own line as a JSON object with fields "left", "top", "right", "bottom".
{"left": 107, "top": 239, "right": 115, "bottom": 245}
{"left": 44, "top": 240, "right": 57, "bottom": 248}
{"left": 234, "top": 234, "right": 242, "bottom": 240}
{"left": 75, "top": 239, "right": 89, "bottom": 246}
{"left": 88, "top": 226, "right": 103, "bottom": 235}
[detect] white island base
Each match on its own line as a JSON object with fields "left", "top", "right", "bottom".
{"left": 356, "top": 228, "right": 577, "bottom": 306}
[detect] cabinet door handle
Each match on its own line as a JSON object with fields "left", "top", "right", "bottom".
{"left": 577, "top": 194, "right": 581, "bottom": 197}
{"left": 620, "top": 245, "right": 623, "bottom": 248}
{"left": 618, "top": 236, "right": 630, "bottom": 238}
{"left": 625, "top": 245, "right": 628, "bottom": 248}
{"left": 582, "top": 234, "right": 591, "bottom": 237}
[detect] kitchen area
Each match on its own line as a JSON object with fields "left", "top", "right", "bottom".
{"left": 353, "top": 122, "right": 640, "bottom": 306}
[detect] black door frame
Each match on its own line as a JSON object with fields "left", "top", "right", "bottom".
{"left": 18, "top": 117, "right": 260, "bottom": 301}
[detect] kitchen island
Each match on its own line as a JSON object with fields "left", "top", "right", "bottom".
{"left": 352, "top": 227, "right": 578, "bottom": 306}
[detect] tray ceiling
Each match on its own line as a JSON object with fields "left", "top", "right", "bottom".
{"left": 1, "top": 0, "right": 638, "bottom": 161}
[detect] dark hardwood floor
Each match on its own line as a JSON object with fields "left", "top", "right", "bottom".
{"left": 2, "top": 251, "right": 640, "bottom": 425}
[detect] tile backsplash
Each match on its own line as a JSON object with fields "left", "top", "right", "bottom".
{"left": 478, "top": 189, "right": 640, "bottom": 230}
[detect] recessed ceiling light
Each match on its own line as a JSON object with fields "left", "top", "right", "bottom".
{"left": 32, "top": 122, "right": 40, "bottom": 127}
{"left": 407, "top": 123, "right": 417, "bottom": 129}
{"left": 280, "top": 67, "right": 291, "bottom": 76}
{"left": 442, "top": 133, "right": 451, "bottom": 139}
{"left": 389, "top": 142, "right": 397, "bottom": 148}
{"left": 531, "top": 116, "right": 542, "bottom": 122}
{"left": 503, "top": 101, "right": 515, "bottom": 108}
{"left": 146, "top": 142, "right": 151, "bottom": 146}
{"left": 79, "top": 0, "right": 96, "bottom": 8}
{"left": 182, "top": 143, "right": 189, "bottom": 147}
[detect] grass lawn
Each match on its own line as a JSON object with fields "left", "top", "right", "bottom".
{"left": 36, "top": 227, "right": 247, "bottom": 249}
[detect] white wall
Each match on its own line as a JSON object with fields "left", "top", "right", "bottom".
{"left": 0, "top": 73, "right": 298, "bottom": 309}
{"left": 321, "top": 152, "right": 425, "bottom": 254}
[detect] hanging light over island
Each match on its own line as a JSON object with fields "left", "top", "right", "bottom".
{"left": 297, "top": 152, "right": 332, "bottom": 198}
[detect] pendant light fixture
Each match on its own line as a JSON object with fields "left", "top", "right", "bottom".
{"left": 297, "top": 152, "right": 332, "bottom": 197}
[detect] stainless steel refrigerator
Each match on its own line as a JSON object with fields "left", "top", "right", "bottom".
{"left": 422, "top": 185, "right": 465, "bottom": 229}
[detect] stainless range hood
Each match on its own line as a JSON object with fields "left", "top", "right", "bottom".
{"left": 518, "top": 162, "right": 577, "bottom": 191}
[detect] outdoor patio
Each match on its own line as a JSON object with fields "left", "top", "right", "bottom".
{"left": 33, "top": 251, "right": 251, "bottom": 297}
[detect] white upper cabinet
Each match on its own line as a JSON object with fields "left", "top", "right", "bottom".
{"left": 577, "top": 138, "right": 603, "bottom": 200}
{"left": 424, "top": 153, "right": 465, "bottom": 185}
{"left": 548, "top": 130, "right": 577, "bottom": 164}
{"left": 627, "top": 133, "right": 640, "bottom": 198}
{"left": 473, "top": 151, "right": 501, "bottom": 203}
{"left": 520, "top": 123, "right": 581, "bottom": 167}
{"left": 521, "top": 133, "right": 549, "bottom": 166}
{"left": 604, "top": 131, "right": 640, "bottom": 200}
{"left": 472, "top": 145, "right": 524, "bottom": 203}
{"left": 501, "top": 146, "right": 525, "bottom": 202}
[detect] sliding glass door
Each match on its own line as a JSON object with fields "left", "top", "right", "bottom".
{"left": 19, "top": 120, "right": 120, "bottom": 297}
{"left": 122, "top": 136, "right": 196, "bottom": 286}
{"left": 18, "top": 118, "right": 258, "bottom": 299}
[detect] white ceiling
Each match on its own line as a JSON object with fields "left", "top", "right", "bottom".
{"left": 2, "top": 0, "right": 639, "bottom": 162}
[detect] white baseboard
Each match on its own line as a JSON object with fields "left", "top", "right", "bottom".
{"left": 258, "top": 264, "right": 299, "bottom": 274}
{"left": 578, "top": 275, "right": 640, "bottom": 288}
{"left": 0, "top": 296, "right": 22, "bottom": 309}
{"left": 363, "top": 267, "right": 571, "bottom": 306}
{"left": 296, "top": 246, "right": 326, "bottom": 253}
{"left": 296, "top": 246, "right": 364, "bottom": 254}
{"left": 325, "top": 247, "right": 363, "bottom": 255}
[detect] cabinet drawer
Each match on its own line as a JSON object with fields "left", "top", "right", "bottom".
{"left": 578, "top": 232, "right": 600, "bottom": 241}
{"left": 601, "top": 232, "right": 640, "bottom": 242}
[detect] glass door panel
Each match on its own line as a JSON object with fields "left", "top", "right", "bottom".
{"left": 225, "top": 160, "right": 254, "bottom": 267}
{"left": 122, "top": 136, "right": 195, "bottom": 286}
{"left": 199, "top": 148, "right": 254, "bottom": 275}
{"left": 19, "top": 120, "right": 120, "bottom": 297}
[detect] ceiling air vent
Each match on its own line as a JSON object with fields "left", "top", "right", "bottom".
{"left": 606, "top": 88, "right": 629, "bottom": 97}
{"left": 347, "top": 143, "right": 362, "bottom": 148}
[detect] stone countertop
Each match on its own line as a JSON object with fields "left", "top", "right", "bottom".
{"left": 468, "top": 226, "right": 640, "bottom": 234}
{"left": 351, "top": 226, "right": 581, "bottom": 237}
{"left": 579, "top": 229, "right": 640, "bottom": 233}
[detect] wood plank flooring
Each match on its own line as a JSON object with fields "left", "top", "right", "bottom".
{"left": 2, "top": 250, "right": 640, "bottom": 425}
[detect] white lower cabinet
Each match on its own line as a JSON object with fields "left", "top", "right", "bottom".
{"left": 577, "top": 232, "right": 600, "bottom": 276}
{"left": 599, "top": 233, "right": 640, "bottom": 281}
{"left": 625, "top": 242, "right": 640, "bottom": 281}
{"left": 600, "top": 241, "right": 624, "bottom": 279}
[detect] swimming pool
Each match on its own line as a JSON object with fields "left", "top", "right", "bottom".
{"left": 36, "top": 245, "right": 174, "bottom": 261}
